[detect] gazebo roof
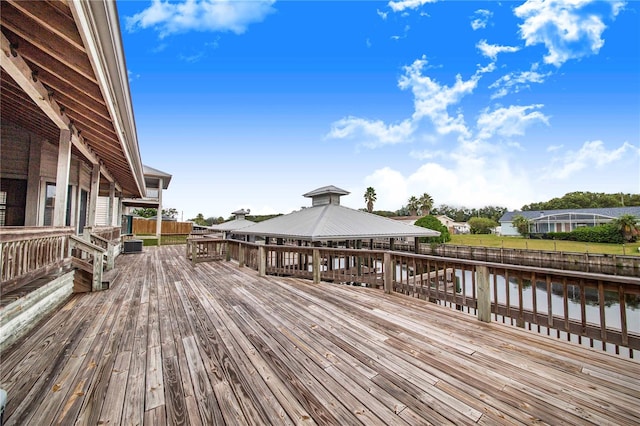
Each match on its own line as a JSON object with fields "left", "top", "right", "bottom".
{"left": 236, "top": 203, "right": 440, "bottom": 242}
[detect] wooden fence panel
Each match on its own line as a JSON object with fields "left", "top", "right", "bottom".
{"left": 132, "top": 218, "right": 193, "bottom": 235}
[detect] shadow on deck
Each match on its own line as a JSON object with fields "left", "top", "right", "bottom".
{"left": 1, "top": 245, "right": 638, "bottom": 425}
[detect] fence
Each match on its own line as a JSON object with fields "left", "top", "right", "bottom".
{"left": 132, "top": 218, "right": 193, "bottom": 235}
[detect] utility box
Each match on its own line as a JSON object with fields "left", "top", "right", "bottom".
{"left": 123, "top": 239, "right": 143, "bottom": 254}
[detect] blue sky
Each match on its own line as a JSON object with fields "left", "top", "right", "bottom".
{"left": 117, "top": 0, "right": 640, "bottom": 220}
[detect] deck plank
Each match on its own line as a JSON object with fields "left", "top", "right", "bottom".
{"left": 1, "top": 244, "right": 638, "bottom": 426}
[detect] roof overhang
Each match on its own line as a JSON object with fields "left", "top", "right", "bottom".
{"left": 1, "top": 0, "right": 145, "bottom": 197}
{"left": 122, "top": 198, "right": 160, "bottom": 209}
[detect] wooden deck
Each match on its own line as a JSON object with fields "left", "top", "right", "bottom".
{"left": 1, "top": 245, "right": 638, "bottom": 425}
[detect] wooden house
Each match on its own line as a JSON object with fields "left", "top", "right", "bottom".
{"left": 0, "top": 1, "right": 156, "bottom": 350}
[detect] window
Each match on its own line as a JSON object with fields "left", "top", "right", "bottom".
{"left": 43, "top": 183, "right": 73, "bottom": 226}
{"left": 0, "top": 191, "right": 6, "bottom": 226}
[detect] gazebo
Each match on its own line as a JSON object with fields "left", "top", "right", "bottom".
{"left": 235, "top": 185, "right": 439, "bottom": 250}
{"left": 210, "top": 209, "right": 255, "bottom": 239}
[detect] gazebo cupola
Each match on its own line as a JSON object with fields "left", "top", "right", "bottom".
{"left": 303, "top": 185, "right": 350, "bottom": 207}
{"left": 232, "top": 209, "right": 250, "bottom": 220}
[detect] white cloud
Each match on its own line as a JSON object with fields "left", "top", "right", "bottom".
{"left": 471, "top": 9, "right": 493, "bottom": 30}
{"left": 400, "top": 56, "right": 480, "bottom": 137}
{"left": 126, "top": 0, "right": 276, "bottom": 38}
{"left": 377, "top": 9, "right": 388, "bottom": 20}
{"left": 514, "top": 0, "right": 612, "bottom": 67}
{"left": 364, "top": 154, "right": 536, "bottom": 211}
{"left": 388, "top": 0, "right": 437, "bottom": 13}
{"left": 476, "top": 39, "right": 520, "bottom": 61}
{"left": 328, "top": 56, "right": 482, "bottom": 147}
{"left": 547, "top": 140, "right": 639, "bottom": 179}
{"left": 489, "top": 68, "right": 552, "bottom": 99}
{"left": 327, "top": 117, "right": 415, "bottom": 148}
{"left": 546, "top": 144, "right": 564, "bottom": 152}
{"left": 477, "top": 105, "right": 550, "bottom": 140}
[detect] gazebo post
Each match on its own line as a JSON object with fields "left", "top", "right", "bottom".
{"left": 384, "top": 251, "right": 393, "bottom": 294}
{"left": 356, "top": 240, "right": 362, "bottom": 278}
{"left": 312, "top": 242, "right": 321, "bottom": 284}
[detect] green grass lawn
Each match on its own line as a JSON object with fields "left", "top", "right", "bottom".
{"left": 449, "top": 234, "right": 640, "bottom": 256}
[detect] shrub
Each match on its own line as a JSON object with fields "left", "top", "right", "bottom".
{"left": 468, "top": 217, "right": 499, "bottom": 234}
{"left": 570, "top": 224, "right": 624, "bottom": 244}
{"left": 414, "top": 215, "right": 451, "bottom": 244}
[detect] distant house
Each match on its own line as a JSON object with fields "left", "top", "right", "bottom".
{"left": 436, "top": 215, "right": 470, "bottom": 234}
{"left": 499, "top": 207, "right": 640, "bottom": 236}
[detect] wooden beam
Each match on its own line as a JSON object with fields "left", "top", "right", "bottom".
{"left": 1, "top": 31, "right": 120, "bottom": 192}
{"left": 1, "top": 2, "right": 96, "bottom": 82}
{"left": 87, "top": 163, "right": 100, "bottom": 227}
{"left": 53, "top": 129, "right": 72, "bottom": 227}
{"left": 6, "top": 0, "right": 86, "bottom": 52}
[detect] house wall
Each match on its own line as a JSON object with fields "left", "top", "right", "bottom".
{"left": 500, "top": 223, "right": 520, "bottom": 236}
{"left": 1, "top": 121, "right": 93, "bottom": 228}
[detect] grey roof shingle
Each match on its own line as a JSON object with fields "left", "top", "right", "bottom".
{"left": 499, "top": 206, "right": 640, "bottom": 222}
{"left": 235, "top": 204, "right": 440, "bottom": 241}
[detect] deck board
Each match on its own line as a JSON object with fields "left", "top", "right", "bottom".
{"left": 1, "top": 245, "right": 639, "bottom": 425}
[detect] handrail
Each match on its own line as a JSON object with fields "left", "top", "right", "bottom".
{"left": 1, "top": 227, "right": 73, "bottom": 294}
{"left": 70, "top": 235, "right": 105, "bottom": 291}
{"left": 217, "top": 239, "right": 639, "bottom": 358}
{"left": 0, "top": 226, "right": 74, "bottom": 243}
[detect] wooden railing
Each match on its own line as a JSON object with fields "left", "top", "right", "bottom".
{"left": 186, "top": 236, "right": 227, "bottom": 263}
{"left": 88, "top": 226, "right": 120, "bottom": 243}
{"left": 69, "top": 235, "right": 106, "bottom": 291}
{"left": 210, "top": 240, "right": 640, "bottom": 358}
{"left": 0, "top": 227, "right": 74, "bottom": 295}
{"left": 364, "top": 241, "right": 640, "bottom": 276}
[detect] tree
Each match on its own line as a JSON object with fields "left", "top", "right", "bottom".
{"left": 610, "top": 214, "right": 639, "bottom": 242}
{"left": 364, "top": 187, "right": 377, "bottom": 213}
{"left": 512, "top": 214, "right": 532, "bottom": 238}
{"left": 418, "top": 193, "right": 434, "bottom": 215}
{"left": 189, "top": 213, "right": 207, "bottom": 226}
{"left": 414, "top": 215, "right": 450, "bottom": 244}
{"left": 468, "top": 217, "right": 498, "bottom": 234}
{"left": 522, "top": 191, "right": 640, "bottom": 211}
{"left": 131, "top": 208, "right": 157, "bottom": 218}
{"left": 163, "top": 207, "right": 178, "bottom": 219}
{"left": 407, "top": 196, "right": 419, "bottom": 216}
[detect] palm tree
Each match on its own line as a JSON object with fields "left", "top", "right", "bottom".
{"left": 407, "top": 196, "right": 419, "bottom": 216}
{"left": 611, "top": 214, "right": 639, "bottom": 242}
{"left": 364, "top": 187, "right": 377, "bottom": 213}
{"left": 418, "top": 193, "right": 434, "bottom": 216}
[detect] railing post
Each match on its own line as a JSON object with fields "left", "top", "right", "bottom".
{"left": 93, "top": 250, "right": 104, "bottom": 291}
{"left": 238, "top": 244, "right": 245, "bottom": 268}
{"left": 258, "top": 246, "right": 266, "bottom": 277}
{"left": 476, "top": 265, "right": 491, "bottom": 323}
{"left": 384, "top": 251, "right": 393, "bottom": 294}
{"left": 226, "top": 242, "right": 231, "bottom": 262}
{"left": 106, "top": 243, "right": 115, "bottom": 270}
{"left": 191, "top": 240, "right": 197, "bottom": 264}
{"left": 312, "top": 249, "right": 320, "bottom": 284}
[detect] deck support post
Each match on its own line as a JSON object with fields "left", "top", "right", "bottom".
{"left": 476, "top": 266, "right": 491, "bottom": 323}
{"left": 384, "top": 252, "right": 393, "bottom": 294}
{"left": 238, "top": 243, "right": 245, "bottom": 268}
{"left": 258, "top": 246, "right": 266, "bottom": 277}
{"left": 312, "top": 249, "right": 320, "bottom": 284}
{"left": 53, "top": 129, "right": 71, "bottom": 227}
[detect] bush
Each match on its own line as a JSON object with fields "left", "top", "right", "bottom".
{"left": 468, "top": 217, "right": 499, "bottom": 234}
{"left": 545, "top": 232, "right": 572, "bottom": 240}
{"left": 537, "top": 225, "right": 623, "bottom": 244}
{"left": 414, "top": 215, "right": 451, "bottom": 244}
{"left": 570, "top": 224, "right": 624, "bottom": 244}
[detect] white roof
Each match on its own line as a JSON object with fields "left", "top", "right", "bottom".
{"left": 236, "top": 204, "right": 440, "bottom": 241}
{"left": 210, "top": 218, "right": 255, "bottom": 232}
